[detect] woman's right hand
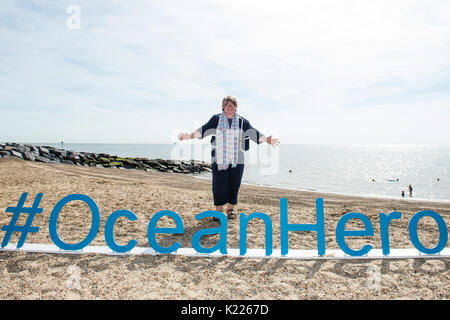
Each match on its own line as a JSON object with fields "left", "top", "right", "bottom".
{"left": 178, "top": 133, "right": 191, "bottom": 141}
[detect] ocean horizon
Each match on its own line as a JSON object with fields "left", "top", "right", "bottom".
{"left": 15, "top": 142, "right": 450, "bottom": 202}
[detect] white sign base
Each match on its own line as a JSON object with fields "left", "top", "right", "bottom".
{"left": 0, "top": 243, "right": 449, "bottom": 260}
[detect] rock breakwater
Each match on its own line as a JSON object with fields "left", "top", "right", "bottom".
{"left": 0, "top": 142, "right": 212, "bottom": 174}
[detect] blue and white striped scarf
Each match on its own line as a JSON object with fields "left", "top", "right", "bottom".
{"left": 216, "top": 111, "right": 239, "bottom": 171}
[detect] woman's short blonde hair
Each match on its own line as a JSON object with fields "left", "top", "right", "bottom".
{"left": 222, "top": 95, "right": 238, "bottom": 110}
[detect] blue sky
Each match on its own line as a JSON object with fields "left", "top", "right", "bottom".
{"left": 1, "top": 0, "right": 450, "bottom": 145}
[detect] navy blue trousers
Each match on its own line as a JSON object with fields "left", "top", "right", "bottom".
{"left": 212, "top": 164, "right": 244, "bottom": 206}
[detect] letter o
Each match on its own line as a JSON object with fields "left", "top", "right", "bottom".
{"left": 409, "top": 210, "right": 448, "bottom": 254}
{"left": 49, "top": 194, "right": 100, "bottom": 251}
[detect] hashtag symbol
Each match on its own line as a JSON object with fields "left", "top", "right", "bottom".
{"left": 1, "top": 192, "right": 43, "bottom": 248}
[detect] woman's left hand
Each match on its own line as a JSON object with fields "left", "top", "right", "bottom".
{"left": 266, "top": 135, "right": 280, "bottom": 147}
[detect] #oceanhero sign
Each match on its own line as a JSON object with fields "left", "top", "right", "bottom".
{"left": 1, "top": 193, "right": 448, "bottom": 257}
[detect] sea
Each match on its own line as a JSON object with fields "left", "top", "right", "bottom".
{"left": 33, "top": 143, "right": 450, "bottom": 202}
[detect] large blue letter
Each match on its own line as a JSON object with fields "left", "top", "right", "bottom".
{"left": 105, "top": 210, "right": 138, "bottom": 253}
{"left": 336, "top": 212, "right": 374, "bottom": 256}
{"left": 147, "top": 210, "right": 184, "bottom": 254}
{"left": 379, "top": 211, "right": 402, "bottom": 255}
{"left": 240, "top": 212, "right": 273, "bottom": 256}
{"left": 409, "top": 210, "right": 448, "bottom": 254}
{"left": 280, "top": 198, "right": 325, "bottom": 256}
{"left": 192, "top": 210, "right": 228, "bottom": 254}
{"left": 49, "top": 194, "right": 100, "bottom": 251}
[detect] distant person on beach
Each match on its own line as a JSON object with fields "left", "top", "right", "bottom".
{"left": 178, "top": 95, "right": 279, "bottom": 220}
{"left": 402, "top": 190, "right": 405, "bottom": 197}
{"left": 408, "top": 184, "right": 413, "bottom": 196}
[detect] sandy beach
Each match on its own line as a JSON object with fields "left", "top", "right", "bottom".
{"left": 0, "top": 156, "right": 448, "bottom": 300}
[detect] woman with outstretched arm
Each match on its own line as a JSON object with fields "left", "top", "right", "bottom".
{"left": 178, "top": 96, "right": 279, "bottom": 220}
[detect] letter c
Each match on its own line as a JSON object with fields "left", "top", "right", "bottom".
{"left": 105, "top": 210, "right": 138, "bottom": 253}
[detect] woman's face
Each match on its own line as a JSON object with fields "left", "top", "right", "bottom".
{"left": 223, "top": 101, "right": 236, "bottom": 117}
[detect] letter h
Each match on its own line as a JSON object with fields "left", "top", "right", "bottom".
{"left": 280, "top": 198, "right": 326, "bottom": 256}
